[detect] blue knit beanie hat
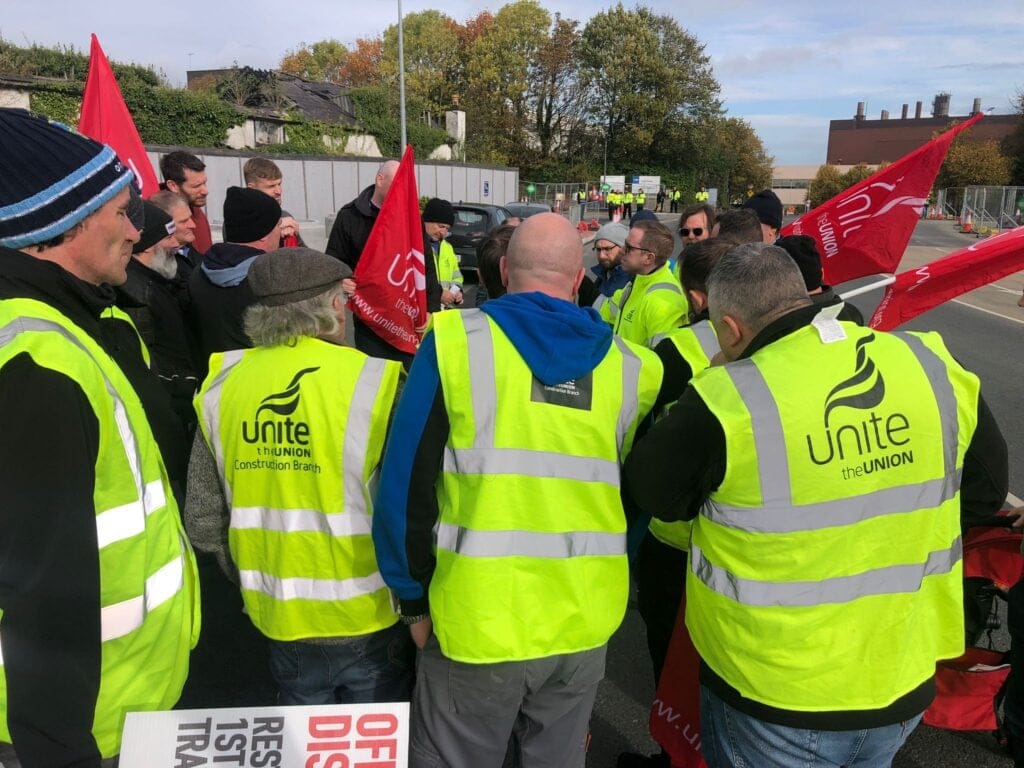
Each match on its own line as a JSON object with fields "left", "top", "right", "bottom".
{"left": 0, "top": 108, "right": 135, "bottom": 249}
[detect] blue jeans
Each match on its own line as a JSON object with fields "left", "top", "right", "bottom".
{"left": 269, "top": 621, "right": 414, "bottom": 705}
{"left": 700, "top": 685, "right": 922, "bottom": 768}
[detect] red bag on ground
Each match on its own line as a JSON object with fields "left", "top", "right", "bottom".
{"left": 649, "top": 602, "right": 706, "bottom": 768}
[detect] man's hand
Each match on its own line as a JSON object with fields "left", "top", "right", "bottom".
{"left": 441, "top": 289, "right": 456, "bottom": 306}
{"left": 452, "top": 290, "right": 464, "bottom": 305}
{"left": 279, "top": 216, "right": 300, "bottom": 238}
{"left": 1006, "top": 506, "right": 1024, "bottom": 528}
{"left": 408, "top": 617, "right": 433, "bottom": 648}
{"left": 342, "top": 278, "right": 357, "bottom": 297}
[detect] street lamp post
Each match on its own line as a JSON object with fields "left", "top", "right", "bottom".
{"left": 397, "top": 0, "right": 408, "bottom": 153}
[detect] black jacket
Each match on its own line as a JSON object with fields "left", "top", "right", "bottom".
{"left": 624, "top": 303, "right": 1009, "bottom": 731}
{"left": 116, "top": 257, "right": 201, "bottom": 440}
{"left": 326, "top": 184, "right": 441, "bottom": 314}
{"left": 0, "top": 247, "right": 189, "bottom": 766}
{"left": 187, "top": 243, "right": 261, "bottom": 365}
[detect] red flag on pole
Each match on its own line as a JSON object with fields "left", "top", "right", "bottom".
{"left": 78, "top": 34, "right": 159, "bottom": 197}
{"left": 783, "top": 113, "right": 983, "bottom": 286}
{"left": 348, "top": 146, "right": 427, "bottom": 354}
{"left": 870, "top": 226, "right": 1024, "bottom": 330}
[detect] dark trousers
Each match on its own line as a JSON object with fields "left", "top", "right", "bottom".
{"left": 1005, "top": 578, "right": 1024, "bottom": 766}
{"left": 354, "top": 318, "right": 415, "bottom": 370}
{"left": 635, "top": 533, "right": 688, "bottom": 684}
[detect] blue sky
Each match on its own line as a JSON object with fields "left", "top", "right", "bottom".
{"left": 3, "top": 0, "right": 1021, "bottom": 164}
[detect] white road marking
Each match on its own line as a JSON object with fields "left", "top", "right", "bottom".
{"left": 950, "top": 298, "right": 1024, "bottom": 325}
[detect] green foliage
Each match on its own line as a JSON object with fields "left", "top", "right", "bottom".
{"left": 280, "top": 39, "right": 348, "bottom": 83}
{"left": 937, "top": 133, "right": 1013, "bottom": 188}
{"left": 807, "top": 164, "right": 876, "bottom": 208}
{"left": 1004, "top": 93, "right": 1024, "bottom": 185}
{"left": 122, "top": 83, "right": 240, "bottom": 146}
{"left": 349, "top": 86, "right": 449, "bottom": 157}
{"left": 28, "top": 84, "right": 82, "bottom": 125}
{"left": 0, "top": 38, "right": 161, "bottom": 86}
{"left": 381, "top": 10, "right": 463, "bottom": 120}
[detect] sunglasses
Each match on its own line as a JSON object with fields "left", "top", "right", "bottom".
{"left": 679, "top": 227, "right": 704, "bottom": 237}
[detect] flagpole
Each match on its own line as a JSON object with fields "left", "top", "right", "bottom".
{"left": 838, "top": 275, "right": 896, "bottom": 301}
{"left": 397, "top": 0, "right": 408, "bottom": 153}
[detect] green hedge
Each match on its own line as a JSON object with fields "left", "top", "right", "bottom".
{"left": 349, "top": 86, "right": 449, "bottom": 157}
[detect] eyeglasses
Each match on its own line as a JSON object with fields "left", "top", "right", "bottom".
{"left": 679, "top": 227, "right": 704, "bottom": 237}
{"left": 623, "top": 242, "right": 653, "bottom": 256}
{"left": 593, "top": 245, "right": 618, "bottom": 253}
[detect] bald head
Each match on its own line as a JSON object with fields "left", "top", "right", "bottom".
{"left": 503, "top": 213, "right": 585, "bottom": 300}
{"left": 372, "top": 160, "right": 401, "bottom": 206}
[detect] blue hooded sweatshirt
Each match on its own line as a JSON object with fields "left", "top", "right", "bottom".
{"left": 372, "top": 292, "right": 614, "bottom": 611}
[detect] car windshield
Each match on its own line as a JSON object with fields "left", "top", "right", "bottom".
{"left": 453, "top": 209, "right": 488, "bottom": 235}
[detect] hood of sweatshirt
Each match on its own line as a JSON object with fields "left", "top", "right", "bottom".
{"left": 480, "top": 292, "right": 612, "bottom": 385}
{"left": 199, "top": 243, "right": 264, "bottom": 287}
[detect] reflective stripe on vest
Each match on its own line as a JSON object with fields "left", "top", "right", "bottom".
{"left": 645, "top": 282, "right": 682, "bottom": 296}
{"left": 436, "top": 524, "right": 625, "bottom": 558}
{"left": 703, "top": 332, "right": 960, "bottom": 535}
{"left": 691, "top": 536, "right": 962, "bottom": 608}
{"left": 239, "top": 570, "right": 387, "bottom": 603}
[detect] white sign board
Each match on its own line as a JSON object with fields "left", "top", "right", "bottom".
{"left": 707, "top": 187, "right": 719, "bottom": 207}
{"left": 120, "top": 703, "right": 409, "bottom": 768}
{"left": 635, "top": 175, "right": 661, "bottom": 196}
{"left": 600, "top": 175, "right": 626, "bottom": 192}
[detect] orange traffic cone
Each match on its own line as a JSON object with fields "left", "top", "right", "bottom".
{"left": 961, "top": 210, "right": 973, "bottom": 233}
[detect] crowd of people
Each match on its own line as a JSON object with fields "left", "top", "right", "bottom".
{"left": 0, "top": 105, "right": 1017, "bottom": 768}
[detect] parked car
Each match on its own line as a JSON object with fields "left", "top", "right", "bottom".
{"left": 447, "top": 203, "right": 514, "bottom": 276}
{"left": 504, "top": 202, "right": 552, "bottom": 219}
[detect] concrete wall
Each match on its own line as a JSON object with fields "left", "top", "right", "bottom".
{"left": 146, "top": 146, "right": 518, "bottom": 225}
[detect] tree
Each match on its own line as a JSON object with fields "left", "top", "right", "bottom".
{"left": 338, "top": 37, "right": 383, "bottom": 88}
{"left": 529, "top": 14, "right": 588, "bottom": 162}
{"left": 937, "top": 135, "right": 1012, "bottom": 188}
{"left": 697, "top": 117, "right": 773, "bottom": 201}
{"left": 464, "top": 0, "right": 551, "bottom": 164}
{"left": 1003, "top": 92, "right": 1024, "bottom": 185}
{"left": 578, "top": 4, "right": 720, "bottom": 172}
{"left": 215, "top": 65, "right": 265, "bottom": 108}
{"left": 808, "top": 165, "right": 846, "bottom": 208}
{"left": 380, "top": 10, "right": 464, "bottom": 123}
{"left": 279, "top": 39, "right": 348, "bottom": 83}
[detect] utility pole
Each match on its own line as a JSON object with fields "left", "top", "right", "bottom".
{"left": 397, "top": 0, "right": 408, "bottom": 153}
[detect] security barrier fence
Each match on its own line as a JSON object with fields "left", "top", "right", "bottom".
{"left": 938, "top": 186, "right": 1024, "bottom": 234}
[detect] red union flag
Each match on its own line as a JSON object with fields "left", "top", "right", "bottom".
{"left": 349, "top": 145, "right": 427, "bottom": 355}
{"left": 649, "top": 603, "right": 706, "bottom": 768}
{"left": 78, "top": 34, "right": 159, "bottom": 197}
{"left": 784, "top": 113, "right": 983, "bottom": 286}
{"left": 870, "top": 225, "right": 1024, "bottom": 330}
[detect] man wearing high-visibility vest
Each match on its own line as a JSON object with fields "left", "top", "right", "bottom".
{"left": 607, "top": 189, "right": 620, "bottom": 221}
{"left": 695, "top": 186, "right": 709, "bottom": 203}
{"left": 626, "top": 243, "right": 1008, "bottom": 768}
{"left": 188, "top": 247, "right": 413, "bottom": 706}
{"left": 623, "top": 189, "right": 634, "bottom": 219}
{"left": 0, "top": 108, "right": 200, "bottom": 766}
{"left": 636, "top": 189, "right": 646, "bottom": 211}
{"left": 373, "top": 213, "right": 662, "bottom": 767}
{"left": 670, "top": 188, "right": 682, "bottom": 213}
{"left": 599, "top": 220, "right": 689, "bottom": 347}
{"left": 423, "top": 198, "right": 464, "bottom": 309}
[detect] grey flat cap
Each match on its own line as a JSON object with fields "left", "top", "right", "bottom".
{"left": 248, "top": 247, "right": 353, "bottom": 306}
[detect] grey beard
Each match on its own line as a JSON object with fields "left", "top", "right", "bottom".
{"left": 148, "top": 246, "right": 179, "bottom": 280}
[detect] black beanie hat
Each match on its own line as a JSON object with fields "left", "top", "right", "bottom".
{"left": 133, "top": 201, "right": 176, "bottom": 254}
{"left": 776, "top": 235, "right": 823, "bottom": 291}
{"left": 0, "top": 108, "right": 134, "bottom": 248}
{"left": 742, "top": 189, "right": 783, "bottom": 231}
{"left": 223, "top": 186, "right": 281, "bottom": 243}
{"left": 422, "top": 198, "right": 455, "bottom": 226}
